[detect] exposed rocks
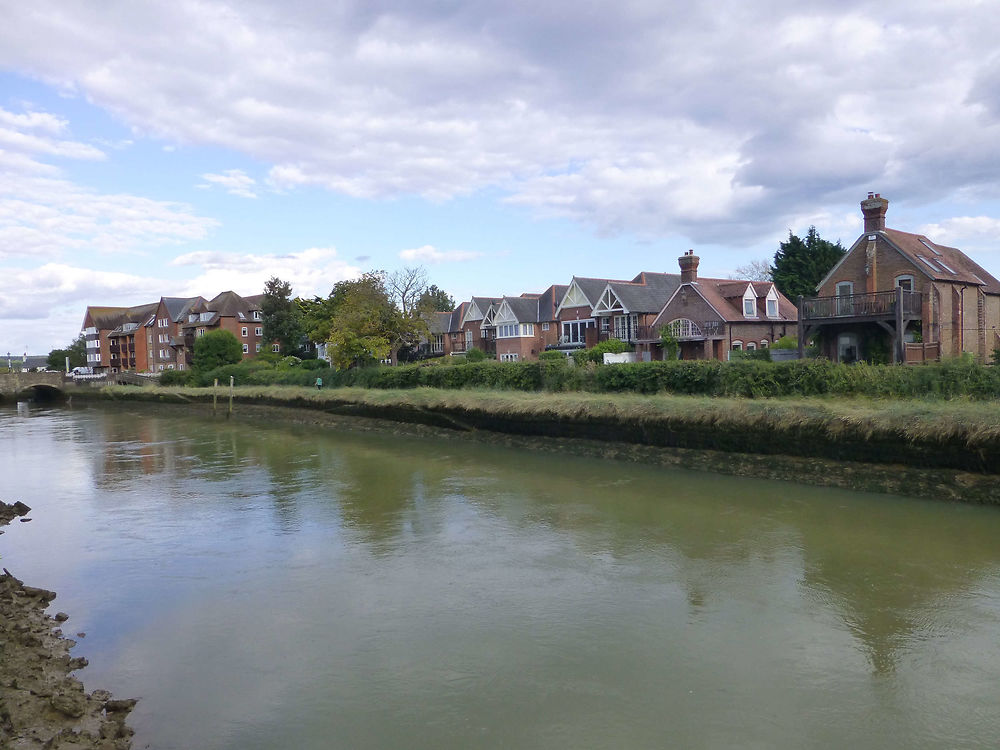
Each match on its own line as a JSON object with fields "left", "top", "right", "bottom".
{"left": 0, "top": 500, "right": 137, "bottom": 749}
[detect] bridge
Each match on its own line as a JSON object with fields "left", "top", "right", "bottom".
{"left": 0, "top": 372, "right": 68, "bottom": 400}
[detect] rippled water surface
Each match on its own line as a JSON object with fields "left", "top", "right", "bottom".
{"left": 2, "top": 403, "right": 999, "bottom": 749}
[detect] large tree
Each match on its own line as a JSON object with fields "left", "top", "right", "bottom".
{"left": 192, "top": 329, "right": 243, "bottom": 372}
{"left": 46, "top": 335, "right": 87, "bottom": 371}
{"left": 730, "top": 260, "right": 773, "bottom": 282}
{"left": 320, "top": 271, "right": 430, "bottom": 369}
{"left": 261, "top": 276, "right": 304, "bottom": 356}
{"left": 416, "top": 284, "right": 455, "bottom": 312}
{"left": 772, "top": 226, "right": 845, "bottom": 300}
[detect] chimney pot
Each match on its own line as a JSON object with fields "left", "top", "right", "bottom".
{"left": 867, "top": 191, "right": 874, "bottom": 199}
{"left": 861, "top": 193, "right": 889, "bottom": 233}
{"left": 678, "top": 251, "right": 700, "bottom": 283}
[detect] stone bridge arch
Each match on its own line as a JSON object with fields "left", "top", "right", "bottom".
{"left": 0, "top": 372, "right": 67, "bottom": 402}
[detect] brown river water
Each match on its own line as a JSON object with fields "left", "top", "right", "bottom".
{"left": 2, "top": 402, "right": 999, "bottom": 749}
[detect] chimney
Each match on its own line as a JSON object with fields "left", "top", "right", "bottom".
{"left": 861, "top": 192, "right": 889, "bottom": 233}
{"left": 678, "top": 249, "right": 699, "bottom": 283}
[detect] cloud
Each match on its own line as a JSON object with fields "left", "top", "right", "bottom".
{"left": 2, "top": 2, "right": 1000, "bottom": 248}
{"left": 917, "top": 216, "right": 1000, "bottom": 253}
{"left": 200, "top": 169, "right": 258, "bottom": 198}
{"left": 0, "top": 104, "right": 217, "bottom": 261}
{"left": 171, "top": 246, "right": 361, "bottom": 298}
{"left": 398, "top": 244, "right": 483, "bottom": 263}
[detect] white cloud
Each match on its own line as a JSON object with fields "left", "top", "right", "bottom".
{"left": 0, "top": 105, "right": 217, "bottom": 261}
{"left": 200, "top": 169, "right": 258, "bottom": 198}
{"left": 917, "top": 216, "right": 1000, "bottom": 252}
{"left": 3, "top": 1, "right": 998, "bottom": 243}
{"left": 171, "top": 246, "right": 361, "bottom": 299}
{"left": 398, "top": 245, "right": 483, "bottom": 263}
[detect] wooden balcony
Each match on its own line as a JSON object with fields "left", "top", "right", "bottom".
{"left": 801, "top": 289, "right": 921, "bottom": 322}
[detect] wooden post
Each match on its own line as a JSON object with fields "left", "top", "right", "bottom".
{"left": 796, "top": 296, "right": 805, "bottom": 360}
{"left": 895, "top": 286, "right": 904, "bottom": 364}
{"left": 213, "top": 378, "right": 218, "bottom": 415}
{"left": 228, "top": 375, "right": 234, "bottom": 417}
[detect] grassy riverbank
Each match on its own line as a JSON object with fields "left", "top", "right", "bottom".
{"left": 77, "top": 384, "right": 1000, "bottom": 480}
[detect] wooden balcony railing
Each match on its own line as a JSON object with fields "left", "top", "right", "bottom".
{"left": 801, "top": 289, "right": 921, "bottom": 320}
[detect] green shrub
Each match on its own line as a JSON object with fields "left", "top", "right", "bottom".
{"left": 772, "top": 335, "right": 797, "bottom": 349}
{"left": 538, "top": 350, "right": 568, "bottom": 361}
{"left": 464, "top": 348, "right": 488, "bottom": 362}
{"left": 158, "top": 369, "right": 193, "bottom": 386}
{"left": 300, "top": 359, "right": 330, "bottom": 370}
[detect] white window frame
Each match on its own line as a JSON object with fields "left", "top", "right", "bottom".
{"left": 747, "top": 341, "right": 757, "bottom": 350}
{"left": 255, "top": 327, "right": 263, "bottom": 336}
{"left": 731, "top": 340, "right": 743, "bottom": 350}
{"left": 499, "top": 352, "right": 519, "bottom": 362}
{"left": 272, "top": 343, "right": 280, "bottom": 352}
{"left": 241, "top": 327, "right": 248, "bottom": 337}
{"left": 760, "top": 340, "right": 769, "bottom": 348}
{"left": 542, "top": 322, "right": 549, "bottom": 331}
{"left": 766, "top": 298, "right": 778, "bottom": 318}
{"left": 242, "top": 343, "right": 249, "bottom": 354}
{"left": 895, "top": 275, "right": 915, "bottom": 291}
{"left": 255, "top": 343, "right": 261, "bottom": 353}
{"left": 253, "top": 311, "right": 263, "bottom": 320}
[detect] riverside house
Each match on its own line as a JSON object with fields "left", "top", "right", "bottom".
{"left": 180, "top": 291, "right": 268, "bottom": 367}
{"left": 640, "top": 252, "right": 797, "bottom": 360}
{"left": 799, "top": 194, "right": 1000, "bottom": 363}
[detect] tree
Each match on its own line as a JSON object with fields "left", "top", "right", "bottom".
{"left": 386, "top": 266, "right": 428, "bottom": 316}
{"left": 416, "top": 284, "right": 455, "bottom": 313}
{"left": 730, "top": 259, "right": 773, "bottom": 282}
{"left": 192, "top": 329, "right": 243, "bottom": 372}
{"left": 772, "top": 226, "right": 845, "bottom": 300}
{"left": 323, "top": 272, "right": 401, "bottom": 370}
{"left": 46, "top": 335, "right": 87, "bottom": 371}
{"left": 261, "top": 276, "right": 304, "bottom": 356}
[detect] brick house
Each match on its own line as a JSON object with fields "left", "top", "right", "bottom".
{"left": 641, "top": 252, "right": 797, "bottom": 360}
{"left": 800, "top": 194, "right": 1000, "bottom": 363}
{"left": 179, "top": 291, "right": 267, "bottom": 367}
{"left": 82, "top": 304, "right": 161, "bottom": 374}
{"left": 591, "top": 272, "right": 683, "bottom": 350}
{"left": 149, "top": 296, "right": 204, "bottom": 372}
{"left": 488, "top": 285, "right": 567, "bottom": 362}
{"left": 459, "top": 297, "right": 501, "bottom": 357}
{"left": 552, "top": 277, "right": 622, "bottom": 351}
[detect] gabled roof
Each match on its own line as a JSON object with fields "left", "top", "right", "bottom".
{"left": 500, "top": 296, "right": 542, "bottom": 324}
{"left": 816, "top": 227, "right": 1000, "bottom": 295}
{"left": 161, "top": 296, "right": 204, "bottom": 322}
{"left": 535, "top": 284, "right": 568, "bottom": 322}
{"left": 83, "top": 306, "right": 129, "bottom": 329}
{"left": 427, "top": 311, "right": 453, "bottom": 335}
{"left": 653, "top": 277, "right": 796, "bottom": 328}
{"left": 884, "top": 229, "right": 1000, "bottom": 294}
{"left": 600, "top": 272, "right": 682, "bottom": 314}
{"left": 448, "top": 301, "right": 469, "bottom": 332}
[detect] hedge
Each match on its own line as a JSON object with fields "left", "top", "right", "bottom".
{"left": 185, "top": 357, "right": 1000, "bottom": 400}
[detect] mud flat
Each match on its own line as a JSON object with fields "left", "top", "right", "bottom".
{"left": 0, "top": 501, "right": 136, "bottom": 749}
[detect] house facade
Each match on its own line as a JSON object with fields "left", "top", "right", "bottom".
{"left": 642, "top": 252, "right": 796, "bottom": 360}
{"left": 179, "top": 291, "right": 267, "bottom": 367}
{"left": 800, "top": 194, "right": 1000, "bottom": 363}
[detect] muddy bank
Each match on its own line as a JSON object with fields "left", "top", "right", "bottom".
{"left": 0, "top": 501, "right": 136, "bottom": 749}
{"left": 67, "top": 394, "right": 1000, "bottom": 505}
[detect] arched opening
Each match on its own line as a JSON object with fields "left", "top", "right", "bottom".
{"left": 16, "top": 384, "right": 67, "bottom": 404}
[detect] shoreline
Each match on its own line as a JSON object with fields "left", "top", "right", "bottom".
{"left": 65, "top": 386, "right": 1000, "bottom": 504}
{"left": 0, "top": 501, "right": 136, "bottom": 749}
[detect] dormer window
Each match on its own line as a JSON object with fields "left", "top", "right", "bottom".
{"left": 743, "top": 296, "right": 756, "bottom": 317}
{"left": 766, "top": 298, "right": 778, "bottom": 317}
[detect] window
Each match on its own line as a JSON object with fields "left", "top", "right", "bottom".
{"left": 167, "top": 364, "right": 175, "bottom": 370}
{"left": 254, "top": 343, "right": 260, "bottom": 352}
{"left": 836, "top": 282, "right": 854, "bottom": 316}
{"left": 521, "top": 323, "right": 534, "bottom": 336}
{"left": 241, "top": 327, "right": 248, "bottom": 337}
{"left": 600, "top": 318, "right": 610, "bottom": 333}
{"left": 500, "top": 352, "right": 519, "bottom": 362}
{"left": 747, "top": 342, "right": 757, "bottom": 350}
{"left": 238, "top": 312, "right": 246, "bottom": 320}
{"left": 743, "top": 297, "right": 756, "bottom": 317}
{"left": 197, "top": 328, "right": 206, "bottom": 337}
{"left": 895, "top": 275, "right": 914, "bottom": 292}
{"left": 498, "top": 323, "right": 521, "bottom": 338}
{"left": 731, "top": 341, "right": 743, "bottom": 350}
{"left": 542, "top": 323, "right": 549, "bottom": 331}
{"left": 760, "top": 340, "right": 769, "bottom": 348}
{"left": 255, "top": 327, "right": 263, "bottom": 336}
{"left": 242, "top": 344, "right": 249, "bottom": 354}
{"left": 766, "top": 298, "right": 778, "bottom": 317}
{"left": 272, "top": 344, "right": 280, "bottom": 352}
{"left": 158, "top": 364, "right": 164, "bottom": 371}
{"left": 253, "top": 311, "right": 263, "bottom": 320}
{"left": 612, "top": 314, "right": 636, "bottom": 341}
{"left": 562, "top": 319, "right": 595, "bottom": 344}
{"left": 666, "top": 318, "right": 702, "bottom": 339}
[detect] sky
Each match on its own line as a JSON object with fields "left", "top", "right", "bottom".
{"left": 3, "top": 0, "right": 1000, "bottom": 355}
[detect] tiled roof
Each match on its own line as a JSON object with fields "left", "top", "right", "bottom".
{"left": 503, "top": 295, "right": 542, "bottom": 323}
{"left": 427, "top": 311, "right": 452, "bottom": 335}
{"left": 606, "top": 272, "right": 682, "bottom": 313}
{"left": 884, "top": 229, "right": 1000, "bottom": 294}
{"left": 536, "top": 284, "right": 568, "bottom": 322}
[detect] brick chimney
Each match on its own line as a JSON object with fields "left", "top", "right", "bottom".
{"left": 678, "top": 250, "right": 699, "bottom": 283}
{"left": 861, "top": 192, "right": 889, "bottom": 232}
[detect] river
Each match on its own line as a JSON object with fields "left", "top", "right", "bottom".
{"left": 2, "top": 402, "right": 999, "bottom": 749}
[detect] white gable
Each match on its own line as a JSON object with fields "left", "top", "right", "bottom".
{"left": 462, "top": 300, "right": 484, "bottom": 326}
{"left": 555, "top": 281, "right": 591, "bottom": 315}
{"left": 592, "top": 285, "right": 626, "bottom": 315}
{"left": 492, "top": 300, "right": 518, "bottom": 325}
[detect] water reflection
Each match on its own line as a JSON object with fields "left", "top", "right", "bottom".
{"left": 5, "top": 404, "right": 1000, "bottom": 749}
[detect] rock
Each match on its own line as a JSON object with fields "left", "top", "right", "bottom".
{"left": 68, "top": 656, "right": 89, "bottom": 671}
{"left": 91, "top": 689, "right": 112, "bottom": 702}
{"left": 105, "top": 698, "right": 138, "bottom": 713}
{"left": 12, "top": 501, "right": 30, "bottom": 515}
{"left": 50, "top": 691, "right": 86, "bottom": 718}
{"left": 77, "top": 632, "right": 86, "bottom": 638}
{"left": 19, "top": 517, "right": 31, "bottom": 522}
{"left": 54, "top": 612, "right": 69, "bottom": 622}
